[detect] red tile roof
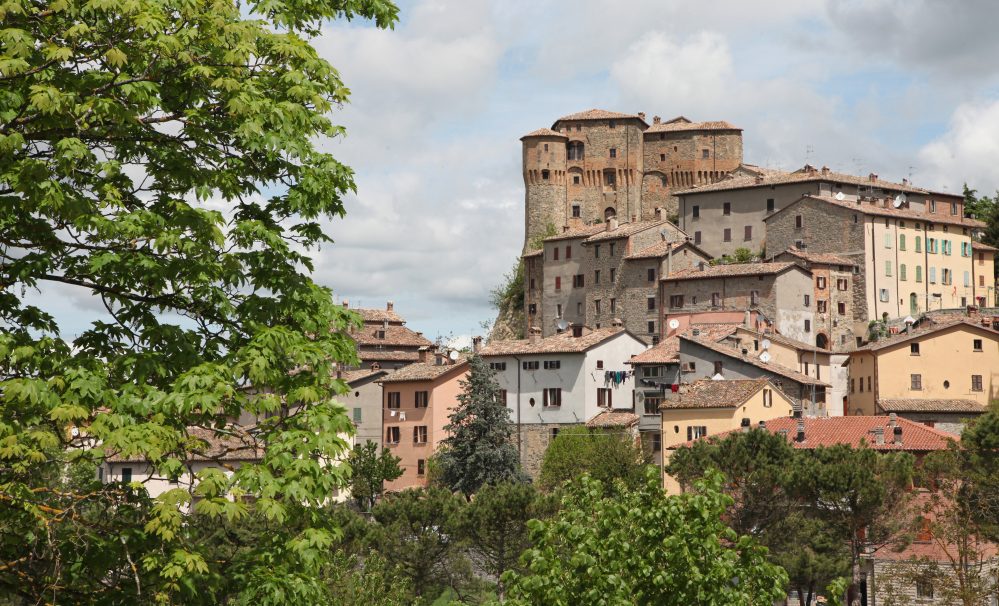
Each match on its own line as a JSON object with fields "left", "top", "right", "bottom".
{"left": 850, "top": 319, "right": 999, "bottom": 353}
{"left": 480, "top": 327, "right": 639, "bottom": 356}
{"left": 675, "top": 164, "right": 927, "bottom": 196}
{"left": 877, "top": 398, "right": 986, "bottom": 414}
{"left": 585, "top": 411, "right": 639, "bottom": 428}
{"left": 521, "top": 127, "right": 567, "bottom": 140}
{"left": 378, "top": 359, "right": 468, "bottom": 383}
{"left": 351, "top": 324, "right": 433, "bottom": 348}
{"left": 358, "top": 350, "right": 421, "bottom": 363}
{"left": 625, "top": 239, "right": 711, "bottom": 260}
{"left": 645, "top": 118, "right": 741, "bottom": 133}
{"left": 684, "top": 416, "right": 957, "bottom": 452}
{"left": 662, "top": 261, "right": 799, "bottom": 281}
{"left": 973, "top": 241, "right": 998, "bottom": 251}
{"left": 351, "top": 306, "right": 404, "bottom": 324}
{"left": 553, "top": 109, "right": 647, "bottom": 126}
{"left": 660, "top": 378, "right": 781, "bottom": 410}
{"left": 338, "top": 368, "right": 387, "bottom": 385}
{"left": 775, "top": 247, "right": 857, "bottom": 267}
{"left": 628, "top": 324, "right": 743, "bottom": 365}
{"left": 522, "top": 248, "right": 543, "bottom": 258}
{"left": 766, "top": 195, "right": 986, "bottom": 229}
{"left": 680, "top": 335, "right": 828, "bottom": 387}
{"left": 583, "top": 219, "right": 675, "bottom": 243}
{"left": 543, "top": 224, "right": 606, "bottom": 243}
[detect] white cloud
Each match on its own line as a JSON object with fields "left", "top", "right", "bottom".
{"left": 918, "top": 99, "right": 999, "bottom": 193}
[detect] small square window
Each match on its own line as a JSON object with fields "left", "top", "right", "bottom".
{"left": 911, "top": 343, "right": 920, "bottom": 355}
{"left": 609, "top": 148, "right": 617, "bottom": 158}
{"left": 973, "top": 339, "right": 983, "bottom": 352}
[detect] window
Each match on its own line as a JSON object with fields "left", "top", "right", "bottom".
{"left": 723, "top": 228, "right": 731, "bottom": 242}
{"left": 952, "top": 201, "right": 958, "bottom": 215}
{"left": 972, "top": 375, "right": 983, "bottom": 391}
{"left": 593, "top": 270, "right": 599, "bottom": 285}
{"left": 604, "top": 170, "right": 616, "bottom": 187}
{"left": 386, "top": 426, "right": 400, "bottom": 444}
{"left": 375, "top": 329, "right": 386, "bottom": 340}
{"left": 647, "top": 296, "right": 656, "bottom": 311}
{"left": 795, "top": 215, "right": 803, "bottom": 229}
{"left": 528, "top": 303, "right": 537, "bottom": 315}
{"left": 838, "top": 302, "right": 846, "bottom": 315}
{"left": 387, "top": 392, "right": 401, "bottom": 409}
{"left": 565, "top": 245, "right": 572, "bottom": 259}
{"left": 916, "top": 580, "right": 934, "bottom": 599}
{"left": 915, "top": 236, "right": 922, "bottom": 252}
{"left": 610, "top": 268, "right": 616, "bottom": 282}
{"left": 489, "top": 361, "right": 507, "bottom": 372}
{"left": 837, "top": 278, "right": 848, "bottom": 290}
{"left": 643, "top": 393, "right": 663, "bottom": 415}
{"left": 415, "top": 391, "right": 429, "bottom": 408}
{"left": 694, "top": 231, "right": 702, "bottom": 244}
{"left": 763, "top": 388, "right": 773, "bottom": 407}
{"left": 885, "top": 260, "right": 892, "bottom": 276}
{"left": 899, "top": 234, "right": 906, "bottom": 250}
{"left": 816, "top": 276, "right": 827, "bottom": 289}
{"left": 884, "top": 232, "right": 892, "bottom": 249}
{"left": 495, "top": 389, "right": 507, "bottom": 405}
{"left": 804, "top": 319, "right": 811, "bottom": 333}
{"left": 609, "top": 243, "right": 615, "bottom": 256}
{"left": 650, "top": 432, "right": 662, "bottom": 452}
{"left": 929, "top": 267, "right": 936, "bottom": 283}
{"left": 692, "top": 205, "right": 700, "bottom": 219}
{"left": 930, "top": 200, "right": 937, "bottom": 213}
{"left": 647, "top": 321, "right": 655, "bottom": 334}
{"left": 943, "top": 268, "right": 952, "bottom": 285}
{"left": 609, "top": 120, "right": 616, "bottom": 128}
{"left": 879, "top": 288, "right": 889, "bottom": 302}
{"left": 817, "top": 300, "right": 827, "bottom": 313}
{"left": 522, "top": 361, "right": 539, "bottom": 370}
{"left": 352, "top": 407, "right": 362, "bottom": 423}
{"left": 543, "top": 387, "right": 562, "bottom": 407}
{"left": 911, "top": 374, "right": 922, "bottom": 390}
{"left": 597, "top": 388, "right": 612, "bottom": 408}
{"left": 974, "top": 339, "right": 983, "bottom": 352}
{"left": 121, "top": 467, "right": 132, "bottom": 483}
{"left": 596, "top": 360, "right": 604, "bottom": 369}
{"left": 911, "top": 343, "right": 920, "bottom": 355}
{"left": 414, "top": 425, "right": 428, "bottom": 444}
{"left": 868, "top": 377, "right": 872, "bottom": 391}
{"left": 550, "top": 427, "right": 560, "bottom": 439}
{"left": 567, "top": 141, "right": 584, "bottom": 161}
{"left": 750, "top": 290, "right": 760, "bottom": 305}
{"left": 647, "top": 268, "right": 656, "bottom": 282}
{"left": 610, "top": 298, "right": 616, "bottom": 313}
{"left": 417, "top": 459, "right": 426, "bottom": 476}
{"left": 723, "top": 202, "right": 731, "bottom": 215}
{"left": 670, "top": 295, "right": 684, "bottom": 308}
{"left": 543, "top": 360, "right": 561, "bottom": 370}
{"left": 529, "top": 278, "right": 535, "bottom": 291}
{"left": 915, "top": 265, "right": 923, "bottom": 282}
{"left": 850, "top": 379, "right": 855, "bottom": 393}
{"left": 744, "top": 225, "right": 752, "bottom": 241}
{"left": 541, "top": 169, "right": 549, "bottom": 180}
{"left": 804, "top": 294, "right": 810, "bottom": 307}
{"left": 702, "top": 149, "right": 709, "bottom": 159}
{"left": 687, "top": 426, "right": 708, "bottom": 440}
{"left": 594, "top": 244, "right": 600, "bottom": 258}
{"left": 766, "top": 198, "right": 775, "bottom": 213}
{"left": 554, "top": 276, "right": 561, "bottom": 290}
{"left": 594, "top": 299, "right": 601, "bottom": 315}
{"left": 573, "top": 274, "right": 585, "bottom": 288}
{"left": 553, "top": 247, "right": 559, "bottom": 261}
{"left": 577, "top": 302, "right": 582, "bottom": 315}
{"left": 928, "top": 238, "right": 936, "bottom": 254}
{"left": 573, "top": 176, "right": 581, "bottom": 186}
{"left": 660, "top": 153, "right": 666, "bottom": 161}
{"left": 713, "top": 361, "right": 723, "bottom": 375}
{"left": 609, "top": 148, "right": 617, "bottom": 158}
{"left": 981, "top": 275, "right": 986, "bottom": 287}
{"left": 900, "top": 264, "right": 907, "bottom": 281}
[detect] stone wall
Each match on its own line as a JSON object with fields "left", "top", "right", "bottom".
{"left": 516, "top": 423, "right": 575, "bottom": 480}
{"left": 523, "top": 136, "right": 568, "bottom": 248}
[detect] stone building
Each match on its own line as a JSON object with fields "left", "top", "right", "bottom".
{"left": 764, "top": 194, "right": 990, "bottom": 328}
{"left": 660, "top": 261, "right": 851, "bottom": 350}
{"left": 521, "top": 110, "right": 743, "bottom": 247}
{"left": 344, "top": 301, "right": 434, "bottom": 370}
{"left": 772, "top": 247, "right": 859, "bottom": 351}
{"left": 674, "top": 163, "right": 958, "bottom": 259}
{"left": 478, "top": 326, "right": 647, "bottom": 478}
{"left": 530, "top": 216, "right": 710, "bottom": 342}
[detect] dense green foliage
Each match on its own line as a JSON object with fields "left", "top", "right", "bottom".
{"left": 348, "top": 441, "right": 403, "bottom": 512}
{"left": 538, "top": 425, "right": 649, "bottom": 491}
{"left": 435, "top": 355, "right": 523, "bottom": 495}
{"left": 503, "top": 468, "right": 789, "bottom": 605}
{"left": 0, "top": 0, "right": 398, "bottom": 602}
{"left": 964, "top": 184, "right": 999, "bottom": 248}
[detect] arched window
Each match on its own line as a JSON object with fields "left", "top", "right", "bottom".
{"left": 567, "top": 141, "right": 584, "bottom": 161}
{"left": 604, "top": 207, "right": 617, "bottom": 221}
{"left": 815, "top": 333, "right": 829, "bottom": 350}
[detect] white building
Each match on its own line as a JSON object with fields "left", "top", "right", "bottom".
{"left": 479, "top": 325, "right": 647, "bottom": 477}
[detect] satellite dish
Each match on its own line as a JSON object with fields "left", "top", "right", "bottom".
{"left": 903, "top": 315, "right": 915, "bottom": 324}
{"left": 668, "top": 319, "right": 680, "bottom": 330}
{"left": 556, "top": 319, "right": 570, "bottom": 332}
{"left": 893, "top": 193, "right": 906, "bottom": 208}
{"left": 835, "top": 191, "right": 845, "bottom": 201}
{"left": 761, "top": 339, "right": 771, "bottom": 350}
{"left": 70, "top": 426, "right": 80, "bottom": 438}
{"left": 760, "top": 351, "right": 772, "bottom": 364}
{"left": 711, "top": 373, "right": 725, "bottom": 381}
{"left": 448, "top": 350, "right": 459, "bottom": 361}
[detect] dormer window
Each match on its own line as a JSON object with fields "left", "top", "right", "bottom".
{"left": 376, "top": 330, "right": 386, "bottom": 339}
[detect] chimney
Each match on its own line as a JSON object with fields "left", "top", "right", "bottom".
{"left": 612, "top": 317, "right": 623, "bottom": 328}
{"left": 873, "top": 427, "right": 885, "bottom": 446}
{"left": 758, "top": 420, "right": 767, "bottom": 430}
{"left": 382, "top": 320, "right": 388, "bottom": 331}
{"left": 472, "top": 336, "right": 482, "bottom": 354}
{"left": 893, "top": 424, "right": 903, "bottom": 446}
{"left": 655, "top": 207, "right": 663, "bottom": 221}
{"left": 637, "top": 112, "right": 646, "bottom": 121}
{"left": 740, "top": 417, "right": 751, "bottom": 432}
{"left": 418, "top": 347, "right": 431, "bottom": 364}
{"left": 415, "top": 331, "right": 423, "bottom": 339}
{"left": 868, "top": 172, "right": 878, "bottom": 182}
{"left": 607, "top": 217, "right": 619, "bottom": 231}
{"left": 528, "top": 327, "right": 541, "bottom": 345}
{"left": 889, "top": 412, "right": 897, "bottom": 429}
{"left": 386, "top": 301, "right": 394, "bottom": 312}
{"left": 342, "top": 299, "right": 349, "bottom": 309}
{"left": 821, "top": 166, "right": 830, "bottom": 175}
{"left": 653, "top": 115, "right": 661, "bottom": 124}
{"left": 902, "top": 178, "right": 908, "bottom": 186}
{"left": 631, "top": 214, "right": 637, "bottom": 223}
{"left": 755, "top": 175, "right": 764, "bottom": 184}
{"left": 796, "top": 419, "right": 806, "bottom": 443}
{"left": 744, "top": 310, "right": 752, "bottom": 328}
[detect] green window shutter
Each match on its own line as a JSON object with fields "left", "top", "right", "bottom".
{"left": 353, "top": 408, "right": 362, "bottom": 423}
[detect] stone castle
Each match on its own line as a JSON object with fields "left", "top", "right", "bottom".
{"left": 521, "top": 109, "right": 743, "bottom": 248}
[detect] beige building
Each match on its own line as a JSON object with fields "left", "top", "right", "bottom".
{"left": 973, "top": 241, "right": 997, "bottom": 306}
{"left": 765, "top": 194, "right": 990, "bottom": 329}
{"left": 845, "top": 318, "right": 999, "bottom": 433}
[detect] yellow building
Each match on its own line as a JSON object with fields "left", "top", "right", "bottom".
{"left": 660, "top": 378, "right": 795, "bottom": 493}
{"left": 846, "top": 319, "right": 999, "bottom": 433}
{"left": 973, "top": 242, "right": 997, "bottom": 307}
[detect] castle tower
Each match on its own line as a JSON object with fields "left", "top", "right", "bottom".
{"left": 521, "top": 127, "right": 568, "bottom": 249}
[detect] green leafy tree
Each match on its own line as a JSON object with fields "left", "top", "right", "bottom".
{"left": 503, "top": 468, "right": 789, "bottom": 605}
{"left": 435, "top": 355, "right": 523, "bottom": 495}
{"left": 326, "top": 551, "right": 414, "bottom": 606}
{"left": 0, "top": 0, "right": 398, "bottom": 602}
{"left": 348, "top": 441, "right": 403, "bottom": 512}
{"left": 964, "top": 184, "right": 999, "bottom": 249}
{"left": 538, "top": 425, "right": 649, "bottom": 492}
{"left": 959, "top": 410, "right": 999, "bottom": 540}
{"left": 368, "top": 487, "right": 472, "bottom": 601}
{"left": 459, "top": 481, "right": 548, "bottom": 601}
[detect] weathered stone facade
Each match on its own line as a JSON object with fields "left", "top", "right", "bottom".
{"left": 516, "top": 423, "right": 571, "bottom": 480}
{"left": 522, "top": 111, "right": 743, "bottom": 250}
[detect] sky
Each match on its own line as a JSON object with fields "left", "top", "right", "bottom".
{"left": 310, "top": 0, "right": 999, "bottom": 344}
{"left": 31, "top": 0, "right": 999, "bottom": 345}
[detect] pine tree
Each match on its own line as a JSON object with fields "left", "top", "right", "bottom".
{"left": 435, "top": 355, "right": 524, "bottom": 495}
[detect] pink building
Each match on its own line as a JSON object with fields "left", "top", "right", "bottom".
{"left": 379, "top": 352, "right": 469, "bottom": 491}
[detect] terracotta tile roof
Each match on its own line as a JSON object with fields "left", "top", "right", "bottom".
{"left": 352, "top": 307, "right": 404, "bottom": 324}
{"left": 586, "top": 410, "right": 639, "bottom": 428}
{"left": 352, "top": 324, "right": 433, "bottom": 348}
{"left": 553, "top": 109, "right": 646, "bottom": 125}
{"left": 543, "top": 224, "right": 606, "bottom": 243}
{"left": 731, "top": 326, "right": 827, "bottom": 354}
{"left": 872, "top": 493, "right": 999, "bottom": 562}
{"left": 107, "top": 426, "right": 263, "bottom": 463}
{"left": 776, "top": 247, "right": 857, "bottom": 267}
{"left": 339, "top": 369, "right": 387, "bottom": 385}
{"left": 480, "top": 327, "right": 636, "bottom": 356}
{"left": 850, "top": 319, "right": 999, "bottom": 353}
{"left": 583, "top": 219, "right": 672, "bottom": 243}
{"left": 877, "top": 398, "right": 987, "bottom": 414}
{"left": 973, "top": 241, "right": 998, "bottom": 251}
{"left": 624, "top": 239, "right": 712, "bottom": 260}
{"left": 628, "top": 323, "right": 743, "bottom": 365}
{"left": 522, "top": 248, "right": 543, "bottom": 258}
{"left": 660, "top": 378, "right": 773, "bottom": 409}
{"left": 358, "top": 350, "right": 421, "bottom": 362}
{"left": 662, "top": 261, "right": 798, "bottom": 281}
{"left": 681, "top": 416, "right": 956, "bottom": 452}
{"left": 766, "top": 195, "right": 987, "bottom": 229}
{"left": 645, "top": 118, "right": 741, "bottom": 133}
{"left": 521, "top": 127, "right": 567, "bottom": 140}
{"left": 674, "top": 164, "right": 927, "bottom": 196}
{"left": 378, "top": 359, "right": 468, "bottom": 384}
{"left": 680, "top": 335, "right": 829, "bottom": 387}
